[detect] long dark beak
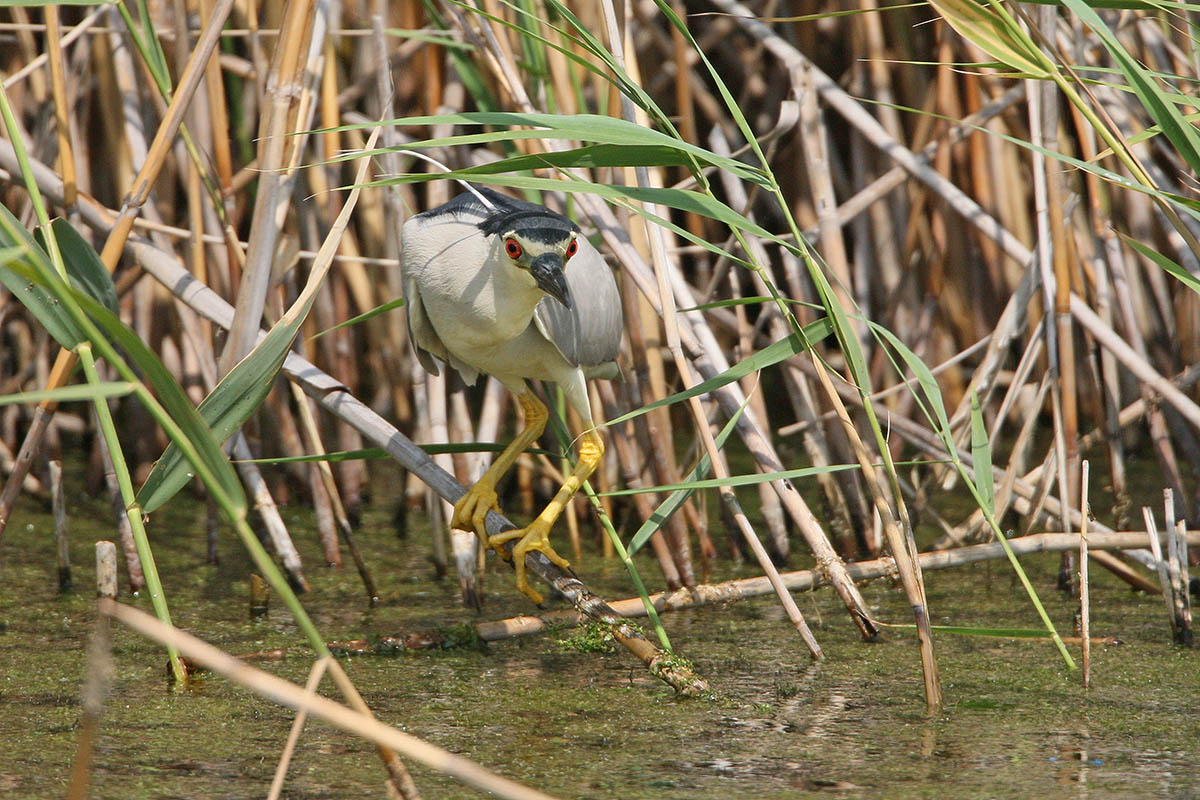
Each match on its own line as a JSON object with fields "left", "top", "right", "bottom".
{"left": 529, "top": 253, "right": 572, "bottom": 309}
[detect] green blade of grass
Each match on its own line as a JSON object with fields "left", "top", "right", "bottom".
{"left": 330, "top": 110, "right": 766, "bottom": 184}
{"left": 1061, "top": 0, "right": 1200, "bottom": 178}
{"left": 39, "top": 219, "right": 119, "bottom": 314}
{"left": 309, "top": 297, "right": 405, "bottom": 340}
{"left": 0, "top": 208, "right": 86, "bottom": 349}
{"left": 969, "top": 390, "right": 995, "bottom": 516}
{"left": 874, "top": 320, "right": 1074, "bottom": 668}
{"left": 1121, "top": 235, "right": 1200, "bottom": 295}
{"left": 928, "top": 0, "right": 1053, "bottom": 77}
{"left": 603, "top": 463, "right": 859, "bottom": 499}
{"left": 0, "top": 382, "right": 135, "bottom": 406}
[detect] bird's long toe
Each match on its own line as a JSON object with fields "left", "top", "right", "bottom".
{"left": 451, "top": 481, "right": 501, "bottom": 541}
{"left": 489, "top": 522, "right": 571, "bottom": 605}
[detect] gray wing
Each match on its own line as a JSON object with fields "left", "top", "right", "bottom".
{"left": 399, "top": 211, "right": 454, "bottom": 379}
{"left": 533, "top": 236, "right": 622, "bottom": 377}
{"left": 400, "top": 270, "right": 444, "bottom": 377}
{"left": 400, "top": 202, "right": 488, "bottom": 384}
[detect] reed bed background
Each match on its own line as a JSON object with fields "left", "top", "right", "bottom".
{"left": 1, "top": 0, "right": 1198, "bottom": 794}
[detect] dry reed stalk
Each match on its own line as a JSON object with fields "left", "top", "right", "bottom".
{"left": 1036, "top": 11, "right": 1083, "bottom": 552}
{"left": 1172, "top": 516, "right": 1193, "bottom": 622}
{"left": 614, "top": 32, "right": 700, "bottom": 580}
{"left": 1025, "top": 37, "right": 1076, "bottom": 588}
{"left": 323, "top": 657, "right": 423, "bottom": 800}
{"left": 232, "top": 433, "right": 312, "bottom": 590}
{"left": 810, "top": 339, "right": 942, "bottom": 709}
{"left": 249, "top": 573, "right": 269, "bottom": 618}
{"left": 310, "top": 443, "right": 341, "bottom": 565}
{"left": 1076, "top": 117, "right": 1131, "bottom": 529}
{"left": 105, "top": 601, "right": 545, "bottom": 800}
{"left": 1080, "top": 460, "right": 1090, "bottom": 688}
{"left": 732, "top": 269, "right": 790, "bottom": 563}
{"left": 667, "top": 0, "right": 707, "bottom": 243}
{"left": 221, "top": 0, "right": 316, "bottom": 372}
{"left": 42, "top": 7, "right": 74, "bottom": 211}
{"left": 309, "top": 83, "right": 370, "bottom": 519}
{"left": 796, "top": 64, "right": 856, "bottom": 332}
{"left": 612, "top": 270, "right": 684, "bottom": 586}
{"left": 466, "top": 529, "right": 1200, "bottom": 643}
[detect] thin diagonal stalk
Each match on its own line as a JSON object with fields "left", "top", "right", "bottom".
{"left": 78, "top": 344, "right": 186, "bottom": 683}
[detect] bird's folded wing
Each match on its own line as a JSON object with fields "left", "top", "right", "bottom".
{"left": 533, "top": 237, "right": 622, "bottom": 375}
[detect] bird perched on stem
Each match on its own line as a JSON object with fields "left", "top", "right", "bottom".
{"left": 400, "top": 187, "right": 622, "bottom": 603}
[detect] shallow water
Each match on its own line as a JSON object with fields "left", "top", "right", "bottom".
{"left": 1, "top": 461, "right": 1197, "bottom": 799}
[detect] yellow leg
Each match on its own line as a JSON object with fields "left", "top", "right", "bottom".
{"left": 488, "top": 428, "right": 604, "bottom": 604}
{"left": 451, "top": 390, "right": 547, "bottom": 541}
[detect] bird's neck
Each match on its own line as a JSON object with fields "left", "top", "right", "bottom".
{"left": 486, "top": 250, "right": 544, "bottom": 310}
{"left": 468, "top": 250, "right": 545, "bottom": 341}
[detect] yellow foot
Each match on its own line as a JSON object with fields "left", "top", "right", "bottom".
{"left": 488, "top": 522, "right": 570, "bottom": 605}
{"left": 451, "top": 480, "right": 501, "bottom": 544}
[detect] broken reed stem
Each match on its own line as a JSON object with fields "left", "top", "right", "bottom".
{"left": 1142, "top": 506, "right": 1177, "bottom": 641}
{"left": 1164, "top": 489, "right": 1193, "bottom": 645}
{"left": 49, "top": 458, "right": 70, "bottom": 592}
{"left": 1080, "top": 460, "right": 1090, "bottom": 688}
{"left": 1172, "top": 518, "right": 1193, "bottom": 646}
{"left": 67, "top": 542, "right": 118, "bottom": 800}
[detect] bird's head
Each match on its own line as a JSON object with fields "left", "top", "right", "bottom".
{"left": 495, "top": 228, "right": 580, "bottom": 310}
{"left": 475, "top": 200, "right": 580, "bottom": 310}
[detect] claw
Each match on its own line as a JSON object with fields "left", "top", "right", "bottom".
{"left": 451, "top": 480, "right": 500, "bottom": 544}
{"left": 489, "top": 521, "right": 570, "bottom": 604}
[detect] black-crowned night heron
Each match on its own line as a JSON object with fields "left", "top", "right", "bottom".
{"left": 401, "top": 188, "right": 622, "bottom": 603}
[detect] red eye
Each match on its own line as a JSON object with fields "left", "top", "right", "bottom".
{"left": 504, "top": 238, "right": 522, "bottom": 259}
{"left": 565, "top": 238, "right": 579, "bottom": 259}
